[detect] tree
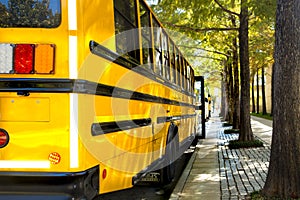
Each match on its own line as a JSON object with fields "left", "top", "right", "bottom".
{"left": 0, "top": 3, "right": 9, "bottom": 27}
{"left": 0, "top": 0, "right": 60, "bottom": 28}
{"left": 262, "top": 0, "right": 300, "bottom": 198}
{"left": 251, "top": 72, "right": 256, "bottom": 113}
{"left": 238, "top": 0, "right": 254, "bottom": 141}
{"left": 261, "top": 65, "right": 267, "bottom": 115}
{"left": 232, "top": 34, "right": 240, "bottom": 129}
{"left": 256, "top": 68, "right": 260, "bottom": 114}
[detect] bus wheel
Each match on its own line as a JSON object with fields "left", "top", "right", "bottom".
{"left": 160, "top": 123, "right": 179, "bottom": 185}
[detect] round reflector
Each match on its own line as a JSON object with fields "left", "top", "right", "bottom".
{"left": 48, "top": 152, "right": 61, "bottom": 164}
{"left": 102, "top": 169, "right": 107, "bottom": 179}
{"left": 0, "top": 129, "right": 9, "bottom": 148}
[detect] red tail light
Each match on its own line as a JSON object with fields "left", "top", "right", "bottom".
{"left": 0, "top": 129, "right": 9, "bottom": 148}
{"left": 14, "top": 44, "right": 34, "bottom": 74}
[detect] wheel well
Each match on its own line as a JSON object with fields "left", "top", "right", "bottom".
{"left": 166, "top": 122, "right": 178, "bottom": 145}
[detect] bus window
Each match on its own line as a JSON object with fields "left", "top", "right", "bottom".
{"left": 114, "top": 0, "right": 140, "bottom": 63}
{"left": 162, "top": 32, "right": 170, "bottom": 80}
{"left": 191, "top": 69, "right": 195, "bottom": 92}
{"left": 0, "top": 0, "right": 61, "bottom": 28}
{"left": 187, "top": 65, "right": 191, "bottom": 92}
{"left": 185, "top": 61, "right": 188, "bottom": 90}
{"left": 181, "top": 59, "right": 186, "bottom": 90}
{"left": 175, "top": 51, "right": 181, "bottom": 86}
{"left": 152, "top": 18, "right": 163, "bottom": 76}
{"left": 139, "top": 0, "right": 153, "bottom": 70}
{"left": 169, "top": 41, "right": 176, "bottom": 83}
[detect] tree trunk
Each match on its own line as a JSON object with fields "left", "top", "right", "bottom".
{"left": 271, "top": 63, "right": 274, "bottom": 116}
{"left": 238, "top": 0, "right": 253, "bottom": 141}
{"left": 261, "top": 65, "right": 267, "bottom": 115}
{"left": 221, "top": 69, "right": 229, "bottom": 121}
{"left": 230, "top": 14, "right": 240, "bottom": 129}
{"left": 220, "top": 80, "right": 226, "bottom": 118}
{"left": 256, "top": 69, "right": 260, "bottom": 114}
{"left": 228, "top": 58, "right": 234, "bottom": 124}
{"left": 262, "top": 0, "right": 300, "bottom": 198}
{"left": 223, "top": 60, "right": 233, "bottom": 122}
{"left": 232, "top": 37, "right": 240, "bottom": 129}
{"left": 251, "top": 75, "right": 256, "bottom": 113}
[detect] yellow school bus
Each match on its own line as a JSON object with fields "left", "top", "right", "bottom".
{"left": 0, "top": 0, "right": 203, "bottom": 199}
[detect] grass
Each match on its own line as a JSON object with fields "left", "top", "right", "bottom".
{"left": 248, "top": 191, "right": 297, "bottom": 200}
{"left": 224, "top": 129, "right": 240, "bottom": 134}
{"left": 249, "top": 191, "right": 265, "bottom": 200}
{"left": 251, "top": 112, "right": 273, "bottom": 120}
{"left": 228, "top": 139, "right": 264, "bottom": 149}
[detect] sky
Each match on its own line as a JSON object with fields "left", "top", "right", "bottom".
{"left": 145, "top": 0, "right": 158, "bottom": 5}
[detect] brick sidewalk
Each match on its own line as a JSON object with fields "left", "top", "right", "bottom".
{"left": 218, "top": 131, "right": 271, "bottom": 200}
{"left": 170, "top": 116, "right": 272, "bottom": 200}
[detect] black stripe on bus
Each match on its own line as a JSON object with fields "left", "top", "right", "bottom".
{"left": 74, "top": 79, "right": 193, "bottom": 107}
{"left": 156, "top": 114, "right": 196, "bottom": 124}
{"left": 89, "top": 40, "right": 194, "bottom": 98}
{"left": 91, "top": 118, "right": 151, "bottom": 135}
{"left": 0, "top": 78, "right": 74, "bottom": 93}
{"left": 0, "top": 78, "right": 194, "bottom": 108}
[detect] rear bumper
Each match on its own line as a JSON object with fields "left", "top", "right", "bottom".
{"left": 0, "top": 194, "right": 71, "bottom": 200}
{"left": 0, "top": 165, "right": 99, "bottom": 200}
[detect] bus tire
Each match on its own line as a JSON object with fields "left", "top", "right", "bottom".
{"left": 160, "top": 123, "right": 179, "bottom": 185}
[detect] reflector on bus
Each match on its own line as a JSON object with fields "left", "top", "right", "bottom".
{"left": 0, "top": 128, "right": 9, "bottom": 148}
{"left": 0, "top": 43, "right": 14, "bottom": 74}
{"left": 14, "top": 44, "right": 34, "bottom": 74}
{"left": 48, "top": 152, "right": 61, "bottom": 164}
{"left": 35, "top": 44, "right": 55, "bottom": 74}
{"left": 0, "top": 43, "right": 55, "bottom": 74}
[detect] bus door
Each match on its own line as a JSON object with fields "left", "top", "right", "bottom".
{"left": 194, "top": 76, "right": 205, "bottom": 139}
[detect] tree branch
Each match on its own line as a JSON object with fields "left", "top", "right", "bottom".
{"left": 214, "top": 0, "right": 240, "bottom": 17}
{"left": 163, "top": 22, "right": 239, "bottom": 32}
{"left": 178, "top": 45, "right": 230, "bottom": 57}
{"left": 187, "top": 55, "right": 224, "bottom": 61}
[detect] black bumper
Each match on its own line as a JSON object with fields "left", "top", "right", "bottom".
{"left": 0, "top": 166, "right": 99, "bottom": 200}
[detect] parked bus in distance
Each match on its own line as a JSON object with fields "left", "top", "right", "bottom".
{"left": 0, "top": 0, "right": 205, "bottom": 199}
